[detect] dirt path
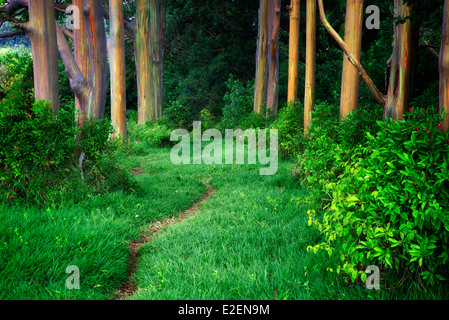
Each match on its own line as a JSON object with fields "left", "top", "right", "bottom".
{"left": 114, "top": 187, "right": 215, "bottom": 299}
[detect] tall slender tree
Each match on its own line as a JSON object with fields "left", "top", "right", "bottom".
{"left": 440, "top": 0, "right": 449, "bottom": 132}
{"left": 133, "top": 0, "right": 166, "bottom": 124}
{"left": 109, "top": 0, "right": 127, "bottom": 140}
{"left": 317, "top": 0, "right": 386, "bottom": 107}
{"left": 287, "top": 0, "right": 300, "bottom": 104}
{"left": 254, "top": 0, "right": 269, "bottom": 114}
{"left": 304, "top": 0, "right": 316, "bottom": 131}
{"left": 1, "top": 0, "right": 60, "bottom": 112}
{"left": 339, "top": 0, "right": 364, "bottom": 119}
{"left": 57, "top": 0, "right": 108, "bottom": 121}
{"left": 254, "top": 0, "right": 281, "bottom": 116}
{"left": 266, "top": 0, "right": 281, "bottom": 115}
{"left": 384, "top": 0, "right": 418, "bottom": 121}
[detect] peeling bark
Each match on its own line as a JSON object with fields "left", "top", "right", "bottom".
{"left": 254, "top": 0, "right": 269, "bottom": 114}
{"left": 384, "top": 1, "right": 418, "bottom": 121}
{"left": 83, "top": 0, "right": 108, "bottom": 120}
{"left": 57, "top": 0, "right": 108, "bottom": 121}
{"left": 16, "top": 0, "right": 60, "bottom": 112}
{"left": 134, "top": 0, "right": 166, "bottom": 124}
{"left": 440, "top": 0, "right": 449, "bottom": 132}
{"left": 266, "top": 0, "right": 281, "bottom": 116}
{"left": 109, "top": 0, "right": 128, "bottom": 140}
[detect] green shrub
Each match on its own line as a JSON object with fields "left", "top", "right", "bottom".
{"left": 295, "top": 101, "right": 382, "bottom": 208}
{"left": 308, "top": 107, "right": 449, "bottom": 286}
{"left": 199, "top": 108, "right": 216, "bottom": 131}
{"left": 0, "top": 86, "right": 135, "bottom": 206}
{"left": 128, "top": 119, "right": 174, "bottom": 148}
{"left": 270, "top": 101, "right": 305, "bottom": 158}
{"left": 219, "top": 75, "right": 254, "bottom": 130}
{"left": 0, "top": 49, "right": 33, "bottom": 101}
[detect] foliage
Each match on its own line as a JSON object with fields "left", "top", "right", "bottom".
{"left": 0, "top": 49, "right": 33, "bottom": 101}
{"left": 218, "top": 75, "right": 254, "bottom": 131}
{"left": 307, "top": 107, "right": 449, "bottom": 287}
{"left": 295, "top": 101, "right": 383, "bottom": 209}
{"left": 163, "top": 0, "right": 259, "bottom": 121}
{"left": 0, "top": 86, "right": 135, "bottom": 206}
{"left": 270, "top": 101, "right": 306, "bottom": 158}
{"left": 127, "top": 113, "right": 174, "bottom": 148}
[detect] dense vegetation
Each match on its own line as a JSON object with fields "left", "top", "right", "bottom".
{"left": 0, "top": 0, "right": 448, "bottom": 300}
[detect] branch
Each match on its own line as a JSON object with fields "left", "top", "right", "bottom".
{"left": 0, "top": 0, "right": 27, "bottom": 14}
{"left": 422, "top": 40, "right": 439, "bottom": 59}
{"left": 55, "top": 23, "right": 90, "bottom": 101}
{"left": 59, "top": 23, "right": 73, "bottom": 40}
{"left": 317, "top": 0, "right": 386, "bottom": 106}
{"left": 0, "top": 29, "right": 23, "bottom": 38}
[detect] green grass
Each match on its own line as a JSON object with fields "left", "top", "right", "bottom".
{"left": 0, "top": 132, "right": 447, "bottom": 300}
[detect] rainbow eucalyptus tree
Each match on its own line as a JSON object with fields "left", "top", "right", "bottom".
{"left": 56, "top": 0, "right": 108, "bottom": 121}
{"left": 254, "top": 0, "right": 281, "bottom": 116}
{"left": 440, "top": 0, "right": 449, "bottom": 132}
{"left": 339, "top": 0, "right": 364, "bottom": 120}
{"left": 108, "top": 0, "right": 127, "bottom": 140}
{"left": 287, "top": 0, "right": 300, "bottom": 104}
{"left": 303, "top": 0, "right": 316, "bottom": 132}
{"left": 0, "top": 0, "right": 59, "bottom": 112}
{"left": 126, "top": 0, "right": 166, "bottom": 124}
{"left": 384, "top": 0, "right": 419, "bottom": 121}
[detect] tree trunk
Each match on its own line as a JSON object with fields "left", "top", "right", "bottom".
{"left": 340, "top": 0, "right": 363, "bottom": 119}
{"left": 384, "top": 0, "right": 418, "bottom": 121}
{"left": 73, "top": 0, "right": 90, "bottom": 123}
{"left": 254, "top": 0, "right": 269, "bottom": 114}
{"left": 25, "top": 0, "right": 59, "bottom": 112}
{"left": 135, "top": 0, "right": 166, "bottom": 124}
{"left": 109, "top": 0, "right": 127, "bottom": 140}
{"left": 317, "top": 0, "right": 386, "bottom": 106}
{"left": 266, "top": 0, "right": 281, "bottom": 116}
{"left": 84, "top": 0, "right": 108, "bottom": 120}
{"left": 287, "top": 0, "right": 300, "bottom": 103}
{"left": 304, "top": 0, "right": 316, "bottom": 132}
{"left": 440, "top": 0, "right": 449, "bottom": 132}
{"left": 57, "top": 0, "right": 108, "bottom": 121}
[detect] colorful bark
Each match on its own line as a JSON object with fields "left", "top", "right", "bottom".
{"left": 254, "top": 0, "right": 269, "bottom": 114}
{"left": 440, "top": 0, "right": 449, "bottom": 132}
{"left": 384, "top": 1, "right": 418, "bottom": 121}
{"left": 73, "top": 0, "right": 90, "bottom": 122}
{"left": 26, "top": 0, "right": 59, "bottom": 112}
{"left": 135, "top": 0, "right": 166, "bottom": 124}
{"left": 339, "top": 0, "right": 363, "bottom": 119}
{"left": 84, "top": 0, "right": 108, "bottom": 120}
{"left": 287, "top": 0, "right": 300, "bottom": 104}
{"left": 109, "top": 0, "right": 127, "bottom": 140}
{"left": 304, "top": 0, "right": 316, "bottom": 132}
{"left": 266, "top": 0, "right": 281, "bottom": 115}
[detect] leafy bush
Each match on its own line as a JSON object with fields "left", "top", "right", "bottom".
{"left": 308, "top": 107, "right": 449, "bottom": 286}
{"left": 218, "top": 75, "right": 254, "bottom": 131}
{"left": 270, "top": 101, "right": 305, "bottom": 158}
{"left": 127, "top": 116, "right": 174, "bottom": 148}
{"left": 0, "top": 49, "right": 33, "bottom": 101}
{"left": 295, "top": 101, "right": 382, "bottom": 208}
{"left": 0, "top": 86, "right": 135, "bottom": 206}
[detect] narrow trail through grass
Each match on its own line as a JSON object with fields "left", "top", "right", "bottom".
{"left": 115, "top": 186, "right": 215, "bottom": 299}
